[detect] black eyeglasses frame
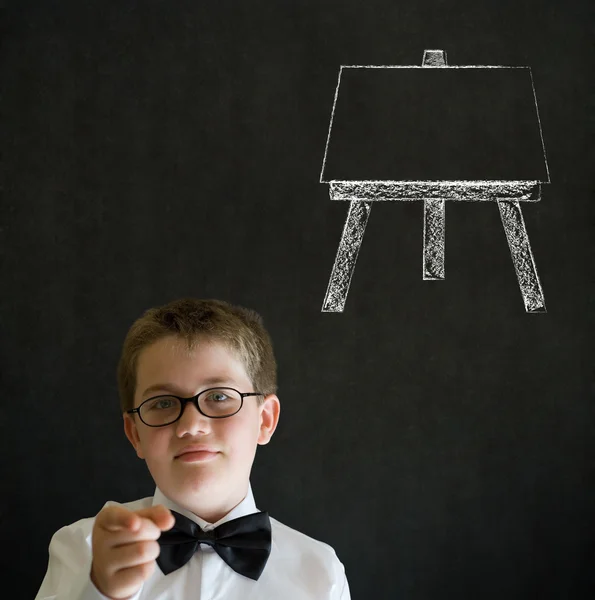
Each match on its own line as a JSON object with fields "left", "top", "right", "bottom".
{"left": 126, "top": 387, "right": 264, "bottom": 427}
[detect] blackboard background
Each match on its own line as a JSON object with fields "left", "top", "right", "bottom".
{"left": 2, "top": 0, "right": 594, "bottom": 598}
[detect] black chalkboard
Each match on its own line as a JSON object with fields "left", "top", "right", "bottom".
{"left": 2, "top": 1, "right": 595, "bottom": 599}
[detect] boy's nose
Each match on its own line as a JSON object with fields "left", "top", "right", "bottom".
{"left": 176, "top": 401, "right": 212, "bottom": 433}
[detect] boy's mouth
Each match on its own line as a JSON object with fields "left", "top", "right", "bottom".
{"left": 175, "top": 444, "right": 220, "bottom": 458}
{"left": 176, "top": 450, "right": 219, "bottom": 463}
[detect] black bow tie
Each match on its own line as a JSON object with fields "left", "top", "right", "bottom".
{"left": 156, "top": 509, "right": 272, "bottom": 581}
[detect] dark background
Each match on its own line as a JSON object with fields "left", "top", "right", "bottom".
{"left": 2, "top": 1, "right": 594, "bottom": 598}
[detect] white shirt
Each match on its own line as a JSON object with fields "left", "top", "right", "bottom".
{"left": 35, "top": 483, "right": 351, "bottom": 600}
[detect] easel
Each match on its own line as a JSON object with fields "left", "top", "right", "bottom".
{"left": 320, "top": 50, "right": 548, "bottom": 313}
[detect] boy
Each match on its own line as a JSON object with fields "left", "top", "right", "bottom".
{"left": 35, "top": 298, "right": 350, "bottom": 600}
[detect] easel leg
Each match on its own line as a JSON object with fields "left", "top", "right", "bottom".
{"left": 497, "top": 200, "right": 546, "bottom": 313}
{"left": 322, "top": 201, "right": 373, "bottom": 312}
{"left": 423, "top": 199, "right": 445, "bottom": 280}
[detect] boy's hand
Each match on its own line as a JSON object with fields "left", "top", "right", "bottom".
{"left": 90, "top": 504, "right": 175, "bottom": 600}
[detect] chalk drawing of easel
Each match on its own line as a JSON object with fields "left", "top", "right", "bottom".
{"left": 320, "top": 50, "right": 549, "bottom": 313}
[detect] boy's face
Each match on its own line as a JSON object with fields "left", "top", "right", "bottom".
{"left": 123, "top": 335, "right": 280, "bottom": 522}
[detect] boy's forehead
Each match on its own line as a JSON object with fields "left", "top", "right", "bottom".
{"left": 135, "top": 335, "right": 250, "bottom": 394}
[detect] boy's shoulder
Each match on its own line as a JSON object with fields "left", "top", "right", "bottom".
{"left": 268, "top": 515, "right": 342, "bottom": 564}
{"left": 269, "top": 515, "right": 335, "bottom": 548}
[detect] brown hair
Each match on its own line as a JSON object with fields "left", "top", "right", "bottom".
{"left": 117, "top": 297, "right": 277, "bottom": 414}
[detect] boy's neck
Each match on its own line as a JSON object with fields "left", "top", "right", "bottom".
{"left": 170, "top": 483, "right": 250, "bottom": 525}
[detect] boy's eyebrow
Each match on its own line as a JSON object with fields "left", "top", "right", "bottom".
{"left": 142, "top": 378, "right": 233, "bottom": 398}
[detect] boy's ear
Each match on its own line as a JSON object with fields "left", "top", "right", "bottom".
{"left": 257, "top": 394, "right": 280, "bottom": 445}
{"left": 123, "top": 413, "right": 145, "bottom": 459}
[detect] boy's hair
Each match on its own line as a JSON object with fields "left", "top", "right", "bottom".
{"left": 117, "top": 297, "right": 277, "bottom": 414}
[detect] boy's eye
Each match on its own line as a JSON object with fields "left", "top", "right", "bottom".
{"left": 206, "top": 390, "right": 231, "bottom": 403}
{"left": 149, "top": 396, "right": 178, "bottom": 410}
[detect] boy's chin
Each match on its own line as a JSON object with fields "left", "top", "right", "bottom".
{"left": 166, "top": 474, "right": 228, "bottom": 505}
{"left": 171, "top": 466, "right": 224, "bottom": 488}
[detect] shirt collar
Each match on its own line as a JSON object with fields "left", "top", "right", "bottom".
{"left": 152, "top": 482, "right": 258, "bottom": 531}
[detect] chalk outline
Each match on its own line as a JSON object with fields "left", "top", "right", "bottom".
{"left": 320, "top": 50, "right": 549, "bottom": 313}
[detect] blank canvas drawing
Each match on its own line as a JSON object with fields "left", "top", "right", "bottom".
{"left": 320, "top": 49, "right": 549, "bottom": 313}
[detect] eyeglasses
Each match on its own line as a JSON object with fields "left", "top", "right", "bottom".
{"left": 126, "top": 387, "right": 264, "bottom": 427}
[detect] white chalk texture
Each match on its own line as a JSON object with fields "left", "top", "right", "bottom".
{"left": 320, "top": 49, "right": 549, "bottom": 313}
